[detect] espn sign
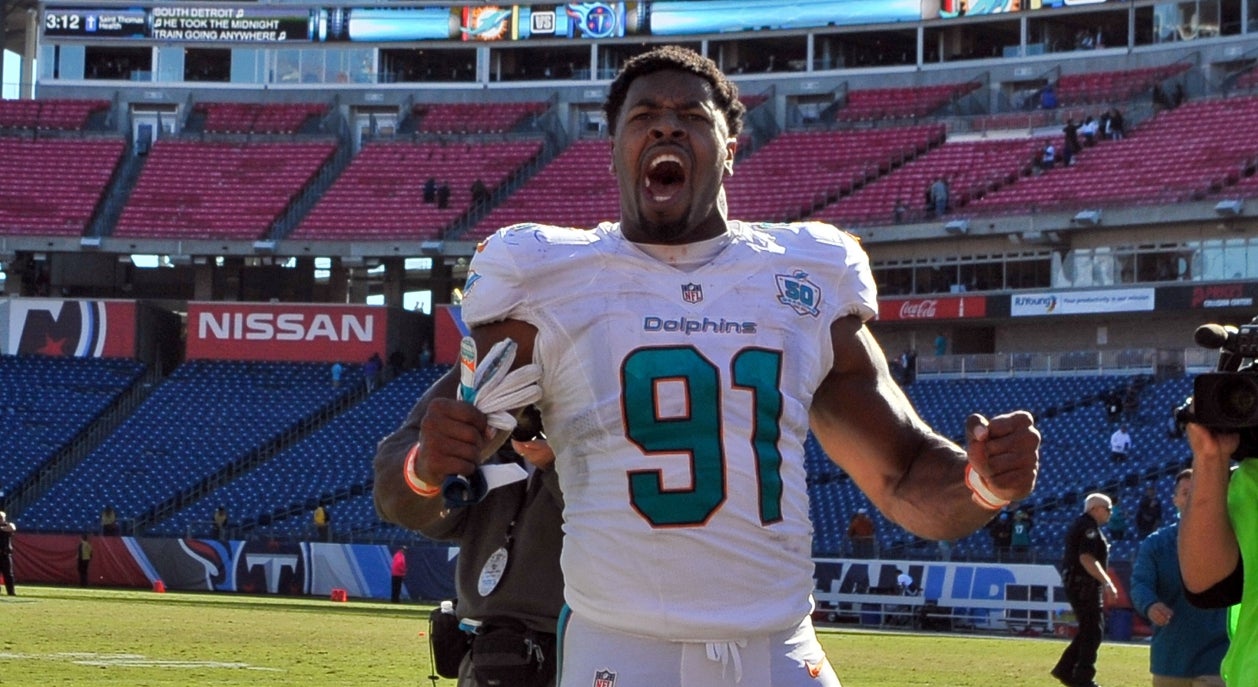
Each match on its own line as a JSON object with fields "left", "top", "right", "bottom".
{"left": 186, "top": 302, "right": 385, "bottom": 362}
{"left": 878, "top": 296, "right": 987, "bottom": 322}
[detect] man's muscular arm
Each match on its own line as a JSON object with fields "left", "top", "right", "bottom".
{"left": 374, "top": 319, "right": 537, "bottom": 531}
{"left": 810, "top": 316, "right": 1039, "bottom": 540}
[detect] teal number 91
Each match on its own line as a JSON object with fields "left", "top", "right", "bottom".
{"left": 622, "top": 346, "right": 784, "bottom": 527}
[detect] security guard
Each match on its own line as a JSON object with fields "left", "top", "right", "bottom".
{"left": 1053, "top": 493, "right": 1119, "bottom": 687}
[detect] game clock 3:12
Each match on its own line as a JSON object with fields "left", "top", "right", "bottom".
{"left": 43, "top": 8, "right": 149, "bottom": 39}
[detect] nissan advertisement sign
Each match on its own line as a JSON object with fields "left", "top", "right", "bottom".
{"left": 186, "top": 302, "right": 386, "bottom": 362}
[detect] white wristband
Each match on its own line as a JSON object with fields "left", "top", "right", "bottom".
{"left": 965, "top": 464, "right": 1011, "bottom": 511}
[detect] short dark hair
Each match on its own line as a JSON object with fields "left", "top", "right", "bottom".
{"left": 603, "top": 45, "right": 744, "bottom": 139}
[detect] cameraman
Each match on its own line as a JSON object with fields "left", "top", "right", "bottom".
{"left": 1178, "top": 423, "right": 1254, "bottom": 685}
{"left": 376, "top": 400, "right": 563, "bottom": 687}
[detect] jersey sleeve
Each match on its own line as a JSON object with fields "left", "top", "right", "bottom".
{"left": 794, "top": 221, "right": 878, "bottom": 323}
{"left": 460, "top": 225, "right": 533, "bottom": 327}
{"left": 833, "top": 228, "right": 879, "bottom": 322}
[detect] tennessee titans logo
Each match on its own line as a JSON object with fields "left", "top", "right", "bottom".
{"left": 681, "top": 283, "right": 703, "bottom": 304}
{"left": 775, "top": 271, "right": 822, "bottom": 317}
{"left": 593, "top": 669, "right": 617, "bottom": 687}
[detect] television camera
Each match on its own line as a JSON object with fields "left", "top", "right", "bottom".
{"left": 1175, "top": 317, "right": 1258, "bottom": 459}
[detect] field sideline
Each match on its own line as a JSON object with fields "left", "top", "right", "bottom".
{"left": 2, "top": 585, "right": 1151, "bottom": 686}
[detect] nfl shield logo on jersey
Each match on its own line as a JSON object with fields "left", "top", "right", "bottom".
{"left": 681, "top": 282, "right": 703, "bottom": 304}
{"left": 593, "top": 669, "right": 617, "bottom": 687}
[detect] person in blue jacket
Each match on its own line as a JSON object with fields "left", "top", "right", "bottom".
{"left": 1130, "top": 468, "right": 1228, "bottom": 687}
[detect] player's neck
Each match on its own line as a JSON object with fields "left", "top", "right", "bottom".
{"left": 632, "top": 229, "right": 732, "bottom": 272}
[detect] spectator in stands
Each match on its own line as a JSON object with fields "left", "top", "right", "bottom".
{"left": 436, "top": 181, "right": 451, "bottom": 209}
{"left": 1035, "top": 142, "right": 1057, "bottom": 173}
{"left": 1080, "top": 116, "right": 1099, "bottom": 146}
{"left": 330, "top": 361, "right": 344, "bottom": 388}
{"left": 899, "top": 349, "right": 918, "bottom": 385}
{"left": 388, "top": 350, "right": 406, "bottom": 381}
{"left": 1062, "top": 118, "right": 1082, "bottom": 166}
{"left": 893, "top": 197, "right": 907, "bottom": 224}
{"left": 419, "top": 342, "right": 433, "bottom": 369}
{"left": 929, "top": 177, "right": 950, "bottom": 217}
{"left": 1136, "top": 485, "right": 1164, "bottom": 539}
{"left": 423, "top": 177, "right": 437, "bottom": 203}
{"left": 1173, "top": 83, "right": 1186, "bottom": 107}
{"left": 390, "top": 546, "right": 407, "bottom": 603}
{"left": 1040, "top": 85, "right": 1058, "bottom": 110}
{"left": 1104, "top": 390, "right": 1123, "bottom": 422}
{"left": 1166, "top": 405, "right": 1186, "bottom": 440}
{"left": 1124, "top": 384, "right": 1142, "bottom": 422}
{"left": 848, "top": 508, "right": 877, "bottom": 558}
{"left": 1053, "top": 493, "right": 1117, "bottom": 687}
{"left": 470, "top": 178, "right": 490, "bottom": 206}
{"left": 1011, "top": 508, "right": 1034, "bottom": 560}
{"left": 1111, "top": 424, "right": 1133, "bottom": 462}
{"left": 365, "top": 352, "right": 383, "bottom": 392}
{"left": 934, "top": 331, "right": 949, "bottom": 357}
{"left": 0, "top": 511, "right": 15, "bottom": 596}
{"left": 1132, "top": 468, "right": 1229, "bottom": 687}
{"left": 77, "top": 533, "right": 92, "bottom": 587}
{"left": 100, "top": 505, "right": 119, "bottom": 536}
{"left": 1105, "top": 108, "right": 1125, "bottom": 140}
{"left": 1152, "top": 83, "right": 1174, "bottom": 111}
{"left": 313, "top": 504, "right": 331, "bottom": 542}
{"left": 896, "top": 568, "right": 916, "bottom": 595}
{"left": 1178, "top": 421, "right": 1257, "bottom": 686}
{"left": 988, "top": 509, "right": 1013, "bottom": 560}
{"left": 1109, "top": 501, "right": 1129, "bottom": 540}
{"left": 212, "top": 505, "right": 228, "bottom": 541}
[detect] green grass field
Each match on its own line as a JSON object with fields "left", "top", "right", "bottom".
{"left": 2, "top": 585, "right": 1152, "bottom": 686}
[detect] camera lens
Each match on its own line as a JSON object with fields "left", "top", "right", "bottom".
{"left": 1218, "top": 377, "right": 1258, "bottom": 424}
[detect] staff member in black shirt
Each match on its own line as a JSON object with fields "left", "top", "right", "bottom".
{"left": 0, "top": 511, "right": 16, "bottom": 596}
{"left": 1053, "top": 493, "right": 1118, "bottom": 687}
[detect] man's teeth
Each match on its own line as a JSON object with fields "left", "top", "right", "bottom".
{"left": 644, "top": 154, "right": 683, "bottom": 191}
{"left": 649, "top": 154, "right": 682, "bottom": 169}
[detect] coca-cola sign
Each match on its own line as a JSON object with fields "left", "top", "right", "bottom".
{"left": 880, "top": 296, "right": 986, "bottom": 321}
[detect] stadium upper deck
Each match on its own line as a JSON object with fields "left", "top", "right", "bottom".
{"left": 0, "top": 0, "right": 1256, "bottom": 331}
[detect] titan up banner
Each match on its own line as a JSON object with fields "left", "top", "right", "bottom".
{"left": 13, "top": 533, "right": 456, "bottom": 601}
{"left": 2, "top": 297, "right": 137, "bottom": 358}
{"left": 186, "top": 302, "right": 387, "bottom": 363}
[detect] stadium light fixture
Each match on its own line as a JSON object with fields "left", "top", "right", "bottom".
{"left": 943, "top": 219, "right": 969, "bottom": 235}
{"left": 1072, "top": 209, "right": 1101, "bottom": 226}
{"left": 1020, "top": 230, "right": 1063, "bottom": 245}
{"left": 252, "top": 240, "right": 277, "bottom": 253}
{"left": 79, "top": 237, "right": 101, "bottom": 249}
{"left": 1215, "top": 199, "right": 1244, "bottom": 217}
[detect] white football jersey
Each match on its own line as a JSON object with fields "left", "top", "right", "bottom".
{"left": 461, "top": 220, "right": 877, "bottom": 640}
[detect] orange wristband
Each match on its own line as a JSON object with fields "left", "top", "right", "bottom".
{"left": 403, "top": 442, "right": 441, "bottom": 498}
